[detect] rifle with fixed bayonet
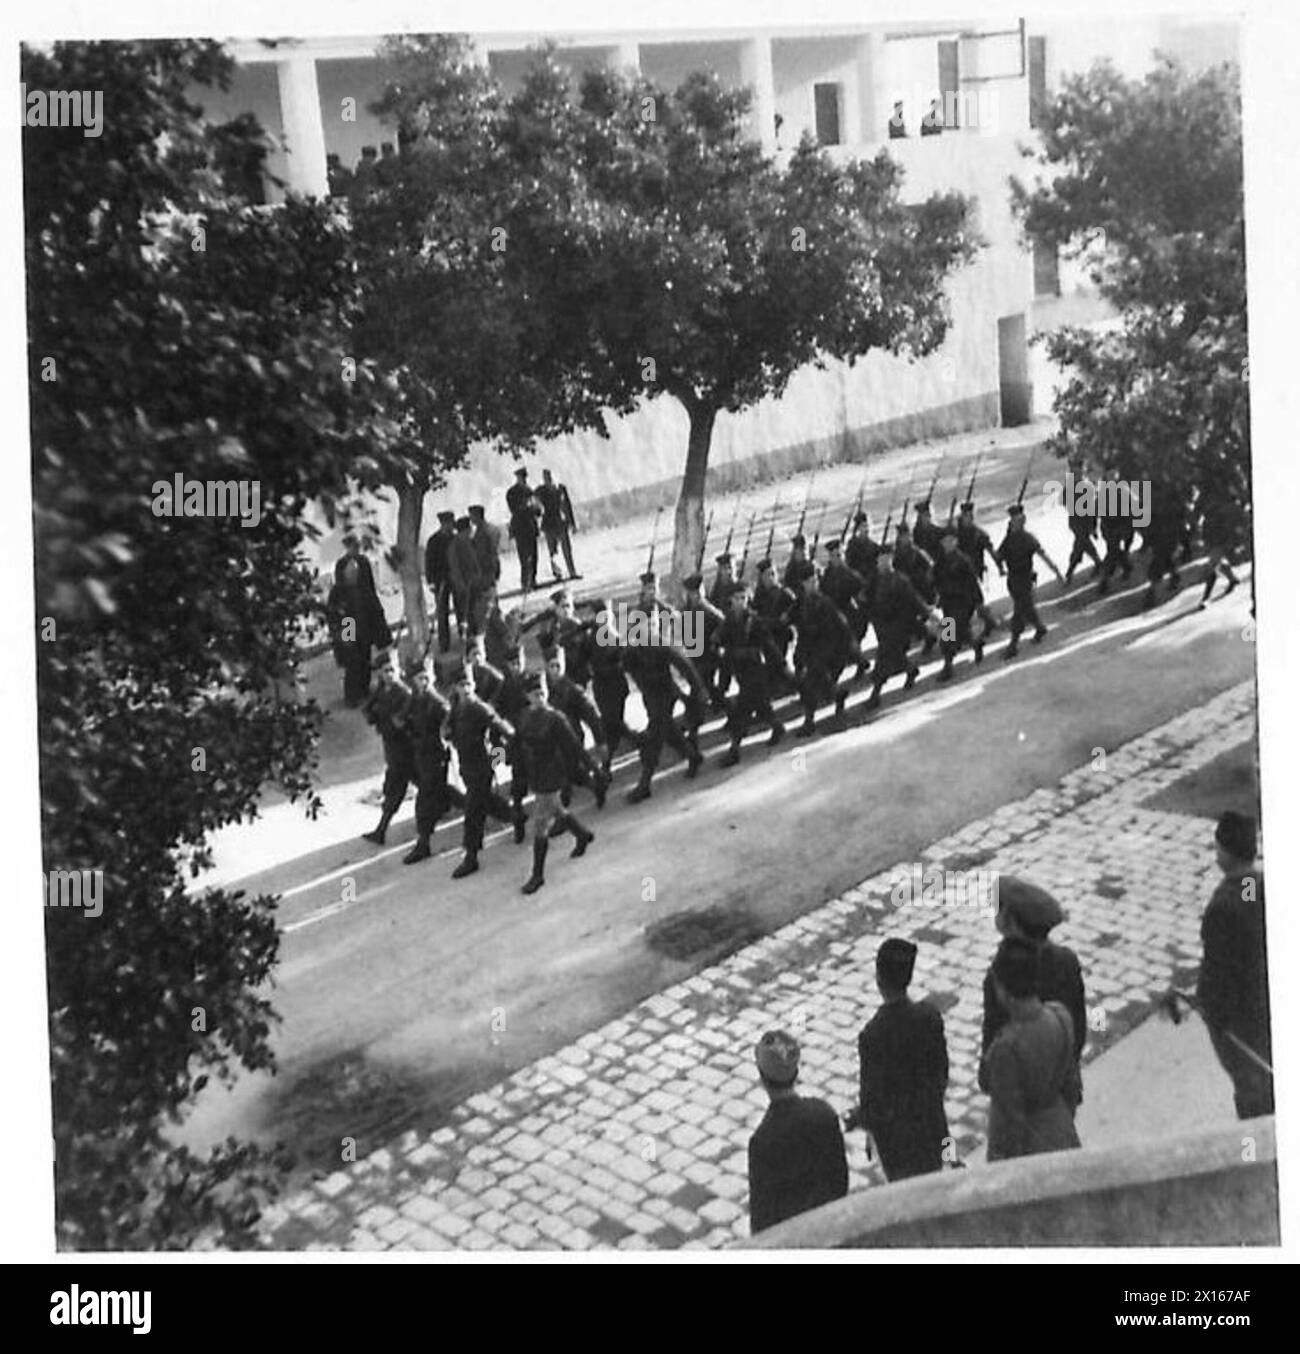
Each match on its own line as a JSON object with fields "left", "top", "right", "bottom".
{"left": 737, "top": 509, "right": 758, "bottom": 579}
{"left": 1016, "top": 447, "right": 1036, "bottom": 506}
{"left": 809, "top": 502, "right": 829, "bottom": 559}
{"left": 764, "top": 490, "right": 782, "bottom": 564}
{"left": 840, "top": 473, "right": 868, "bottom": 546}
{"left": 721, "top": 495, "right": 742, "bottom": 562}
{"left": 646, "top": 505, "right": 663, "bottom": 576}
{"left": 924, "top": 454, "right": 945, "bottom": 515}
{"left": 965, "top": 451, "right": 983, "bottom": 507}
{"left": 795, "top": 472, "right": 816, "bottom": 541}
{"left": 694, "top": 507, "right": 715, "bottom": 575}
{"left": 947, "top": 458, "right": 968, "bottom": 526}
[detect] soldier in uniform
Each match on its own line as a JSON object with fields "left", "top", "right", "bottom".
{"left": 521, "top": 587, "right": 595, "bottom": 688}
{"left": 819, "top": 537, "right": 869, "bottom": 664}
{"left": 328, "top": 538, "right": 392, "bottom": 706}
{"left": 516, "top": 670, "right": 595, "bottom": 895}
{"left": 506, "top": 467, "right": 541, "bottom": 593}
{"left": 956, "top": 500, "right": 1002, "bottom": 635}
{"left": 360, "top": 650, "right": 414, "bottom": 846}
{"left": 447, "top": 516, "right": 483, "bottom": 643}
{"left": 713, "top": 581, "right": 791, "bottom": 767}
{"left": 782, "top": 533, "right": 810, "bottom": 592}
{"left": 423, "top": 510, "right": 457, "bottom": 654}
{"left": 933, "top": 525, "right": 985, "bottom": 680}
{"left": 1063, "top": 477, "right": 1102, "bottom": 582}
{"left": 844, "top": 512, "right": 880, "bottom": 636}
{"left": 622, "top": 605, "right": 707, "bottom": 804}
{"left": 401, "top": 656, "right": 463, "bottom": 864}
{"left": 709, "top": 552, "right": 738, "bottom": 608}
{"left": 994, "top": 503, "right": 1062, "bottom": 659}
{"left": 789, "top": 561, "right": 856, "bottom": 737}
{"left": 588, "top": 601, "right": 642, "bottom": 773}
{"left": 535, "top": 468, "right": 579, "bottom": 581}
{"left": 446, "top": 661, "right": 519, "bottom": 879}
{"left": 1096, "top": 497, "right": 1136, "bottom": 596}
{"left": 541, "top": 642, "right": 610, "bottom": 809}
{"left": 1196, "top": 487, "right": 1244, "bottom": 608}
{"left": 863, "top": 546, "right": 940, "bottom": 711}
{"left": 1141, "top": 484, "right": 1186, "bottom": 609}
{"left": 751, "top": 557, "right": 797, "bottom": 693}
{"left": 477, "top": 641, "right": 531, "bottom": 843}
{"left": 912, "top": 499, "right": 944, "bottom": 560}
{"left": 681, "top": 571, "right": 727, "bottom": 710}
{"left": 849, "top": 939, "right": 951, "bottom": 1183}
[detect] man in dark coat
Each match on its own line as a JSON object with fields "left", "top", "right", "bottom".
{"left": 506, "top": 467, "right": 542, "bottom": 593}
{"left": 1197, "top": 812, "right": 1271, "bottom": 1118}
{"left": 956, "top": 500, "right": 1002, "bottom": 634}
{"left": 360, "top": 651, "right": 413, "bottom": 846}
{"left": 852, "top": 939, "right": 951, "bottom": 1182}
{"left": 933, "top": 526, "right": 985, "bottom": 680}
{"left": 541, "top": 642, "right": 609, "bottom": 809}
{"left": 468, "top": 504, "right": 501, "bottom": 594}
{"left": 328, "top": 538, "right": 392, "bottom": 705}
{"left": 789, "top": 562, "right": 856, "bottom": 737}
{"left": 995, "top": 503, "right": 1062, "bottom": 659}
{"left": 516, "top": 670, "right": 594, "bottom": 894}
{"left": 912, "top": 499, "right": 945, "bottom": 560}
{"left": 587, "top": 603, "right": 641, "bottom": 772}
{"left": 1141, "top": 484, "right": 1186, "bottom": 609}
{"left": 681, "top": 572, "right": 727, "bottom": 709}
{"left": 424, "top": 510, "right": 457, "bottom": 654}
{"left": 447, "top": 516, "right": 483, "bottom": 643}
{"left": 819, "top": 538, "right": 869, "bottom": 659}
{"left": 863, "top": 546, "right": 939, "bottom": 711}
{"left": 535, "top": 469, "right": 579, "bottom": 581}
{"left": 713, "top": 581, "right": 790, "bottom": 767}
{"left": 1063, "top": 477, "right": 1102, "bottom": 582}
{"left": 1196, "top": 488, "right": 1245, "bottom": 609}
{"left": 751, "top": 557, "right": 796, "bottom": 683}
{"left": 401, "top": 656, "right": 464, "bottom": 864}
{"left": 782, "top": 534, "right": 810, "bottom": 592}
{"left": 446, "top": 661, "right": 518, "bottom": 879}
{"left": 748, "top": 1030, "right": 849, "bottom": 1235}
{"left": 1096, "top": 497, "right": 1136, "bottom": 596}
{"left": 979, "top": 876, "right": 1086, "bottom": 1105}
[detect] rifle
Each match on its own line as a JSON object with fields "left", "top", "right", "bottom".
{"left": 924, "top": 454, "right": 945, "bottom": 512}
{"left": 947, "top": 458, "right": 968, "bottom": 525}
{"left": 646, "top": 505, "right": 663, "bottom": 576}
{"left": 965, "top": 451, "right": 983, "bottom": 506}
{"left": 796, "top": 472, "right": 817, "bottom": 540}
{"left": 898, "top": 469, "right": 916, "bottom": 536}
{"left": 809, "top": 502, "right": 829, "bottom": 558}
{"left": 695, "top": 507, "right": 715, "bottom": 575}
{"left": 879, "top": 507, "right": 893, "bottom": 546}
{"left": 737, "top": 510, "right": 758, "bottom": 579}
{"left": 1016, "top": 447, "right": 1037, "bottom": 506}
{"left": 840, "top": 473, "right": 868, "bottom": 545}
{"left": 722, "top": 495, "right": 743, "bottom": 559}
{"left": 764, "top": 490, "right": 782, "bottom": 563}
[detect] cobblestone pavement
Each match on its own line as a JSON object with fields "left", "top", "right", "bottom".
{"left": 262, "top": 679, "right": 1256, "bottom": 1252}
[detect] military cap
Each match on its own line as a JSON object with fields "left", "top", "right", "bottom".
{"left": 960, "top": 501, "right": 975, "bottom": 513}
{"left": 756, "top": 558, "right": 774, "bottom": 573}
{"left": 791, "top": 533, "right": 807, "bottom": 548}
{"left": 853, "top": 511, "right": 869, "bottom": 526}
{"left": 437, "top": 509, "right": 456, "bottom": 524}
{"left": 455, "top": 515, "right": 471, "bottom": 530}
{"left": 715, "top": 552, "right": 733, "bottom": 566}
{"left": 1008, "top": 502, "right": 1026, "bottom": 517}
{"left": 468, "top": 503, "right": 486, "bottom": 517}
{"left": 403, "top": 657, "right": 426, "bottom": 680}
{"left": 639, "top": 570, "right": 657, "bottom": 585}
{"left": 1215, "top": 811, "right": 1257, "bottom": 861}
{"left": 876, "top": 938, "right": 918, "bottom": 988}
{"left": 915, "top": 499, "right": 933, "bottom": 514}
{"left": 522, "top": 669, "right": 546, "bottom": 693}
{"left": 722, "top": 580, "right": 749, "bottom": 601}
{"left": 790, "top": 560, "right": 817, "bottom": 585}
{"left": 514, "top": 467, "right": 528, "bottom": 479}
{"left": 682, "top": 572, "right": 704, "bottom": 592}
{"left": 824, "top": 538, "right": 842, "bottom": 552}
{"left": 997, "top": 876, "right": 1065, "bottom": 934}
{"left": 551, "top": 587, "right": 571, "bottom": 605}
{"left": 755, "top": 1030, "right": 800, "bottom": 1087}
{"left": 372, "top": 648, "right": 398, "bottom": 672}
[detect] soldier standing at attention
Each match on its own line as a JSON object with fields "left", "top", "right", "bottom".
{"left": 863, "top": 546, "right": 940, "bottom": 712}
{"left": 713, "top": 581, "right": 790, "bottom": 767}
{"left": 516, "top": 670, "right": 595, "bottom": 895}
{"left": 360, "top": 651, "right": 414, "bottom": 847}
{"left": 933, "top": 525, "right": 985, "bottom": 680}
{"left": 401, "top": 656, "right": 463, "bottom": 865}
{"left": 956, "top": 500, "right": 1002, "bottom": 635}
{"left": 849, "top": 939, "right": 951, "bottom": 1182}
{"left": 994, "top": 502, "right": 1062, "bottom": 659}
{"left": 535, "top": 468, "right": 579, "bottom": 581}
{"left": 747, "top": 1031, "right": 849, "bottom": 1236}
{"left": 446, "top": 661, "right": 518, "bottom": 880}
{"left": 506, "top": 467, "right": 542, "bottom": 593}
{"left": 789, "top": 561, "right": 856, "bottom": 737}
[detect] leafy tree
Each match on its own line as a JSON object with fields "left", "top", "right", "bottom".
{"left": 27, "top": 39, "right": 395, "bottom": 1248}
{"left": 1012, "top": 57, "right": 1248, "bottom": 521}
{"left": 564, "top": 67, "right": 979, "bottom": 585}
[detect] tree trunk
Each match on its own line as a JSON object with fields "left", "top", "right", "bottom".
{"left": 670, "top": 402, "right": 716, "bottom": 596}
{"left": 395, "top": 479, "right": 429, "bottom": 659}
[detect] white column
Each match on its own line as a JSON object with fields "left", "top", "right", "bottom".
{"left": 739, "top": 36, "right": 777, "bottom": 154}
{"left": 607, "top": 41, "right": 640, "bottom": 74}
{"left": 852, "top": 32, "right": 884, "bottom": 145}
{"left": 276, "top": 56, "right": 329, "bottom": 199}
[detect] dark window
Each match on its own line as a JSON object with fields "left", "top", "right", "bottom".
{"left": 814, "top": 83, "right": 842, "bottom": 146}
{"left": 1033, "top": 240, "right": 1061, "bottom": 297}
{"left": 1029, "top": 35, "right": 1048, "bottom": 129}
{"left": 938, "top": 39, "right": 960, "bottom": 129}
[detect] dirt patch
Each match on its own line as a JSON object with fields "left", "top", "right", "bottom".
{"left": 644, "top": 904, "right": 764, "bottom": 964}
{"left": 1140, "top": 739, "right": 1258, "bottom": 822}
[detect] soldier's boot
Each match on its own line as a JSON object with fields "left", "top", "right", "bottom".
{"left": 863, "top": 684, "right": 882, "bottom": 713}
{"left": 521, "top": 838, "right": 548, "bottom": 895}
{"left": 795, "top": 708, "right": 818, "bottom": 737}
{"left": 1003, "top": 635, "right": 1020, "bottom": 661}
{"left": 512, "top": 804, "right": 527, "bottom": 845}
{"left": 547, "top": 817, "right": 568, "bottom": 840}
{"left": 768, "top": 720, "right": 786, "bottom": 747}
{"left": 903, "top": 664, "right": 919, "bottom": 691}
{"left": 593, "top": 768, "right": 610, "bottom": 810}
{"left": 1199, "top": 568, "right": 1217, "bottom": 608}
{"left": 979, "top": 607, "right": 999, "bottom": 633}
{"left": 973, "top": 638, "right": 985, "bottom": 665}
{"left": 685, "top": 745, "right": 704, "bottom": 779}
{"left": 451, "top": 849, "right": 479, "bottom": 880}
{"left": 361, "top": 809, "right": 395, "bottom": 846}
{"left": 937, "top": 655, "right": 955, "bottom": 683}
{"left": 856, "top": 655, "right": 872, "bottom": 677}
{"left": 1032, "top": 625, "right": 1049, "bottom": 644}
{"left": 1222, "top": 568, "right": 1240, "bottom": 596}
{"left": 402, "top": 834, "right": 432, "bottom": 865}
{"left": 626, "top": 768, "right": 654, "bottom": 805}
{"left": 560, "top": 784, "right": 573, "bottom": 809}
{"left": 832, "top": 692, "right": 848, "bottom": 730}
{"left": 566, "top": 816, "right": 595, "bottom": 859}
{"left": 719, "top": 738, "right": 742, "bottom": 768}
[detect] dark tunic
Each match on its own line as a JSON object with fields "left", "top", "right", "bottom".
{"left": 517, "top": 704, "right": 583, "bottom": 794}
{"left": 956, "top": 519, "right": 996, "bottom": 578}
{"left": 747, "top": 1095, "right": 849, "bottom": 1235}
{"left": 859, "top": 996, "right": 950, "bottom": 1181}
{"left": 1197, "top": 869, "right": 1269, "bottom": 1056}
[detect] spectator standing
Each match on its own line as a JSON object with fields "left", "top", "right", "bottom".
{"left": 424, "top": 509, "right": 457, "bottom": 653}
{"left": 447, "top": 515, "right": 483, "bottom": 643}
{"left": 535, "top": 468, "right": 579, "bottom": 580}
{"left": 506, "top": 467, "right": 542, "bottom": 593}
{"left": 326, "top": 536, "right": 391, "bottom": 706}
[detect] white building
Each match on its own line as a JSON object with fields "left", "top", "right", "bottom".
{"left": 203, "top": 17, "right": 1237, "bottom": 540}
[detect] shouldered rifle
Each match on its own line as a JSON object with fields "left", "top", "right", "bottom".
{"left": 1016, "top": 447, "right": 1036, "bottom": 506}
{"left": 841, "top": 473, "right": 868, "bottom": 545}
{"left": 722, "top": 495, "right": 742, "bottom": 559}
{"left": 695, "top": 507, "right": 715, "bottom": 575}
{"left": 879, "top": 508, "right": 893, "bottom": 546}
{"left": 965, "top": 451, "right": 983, "bottom": 506}
{"left": 810, "top": 502, "right": 829, "bottom": 557}
{"left": 796, "top": 472, "right": 817, "bottom": 539}
{"left": 646, "top": 505, "right": 663, "bottom": 575}
{"left": 948, "top": 458, "right": 968, "bottom": 524}
{"left": 737, "top": 510, "right": 758, "bottom": 578}
{"left": 764, "top": 490, "right": 782, "bottom": 563}
{"left": 925, "top": 454, "right": 945, "bottom": 511}
{"left": 898, "top": 468, "right": 916, "bottom": 533}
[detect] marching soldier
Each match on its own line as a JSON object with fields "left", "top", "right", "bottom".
{"left": 995, "top": 503, "right": 1063, "bottom": 659}
{"left": 956, "top": 500, "right": 1002, "bottom": 635}
{"left": 933, "top": 525, "right": 985, "bottom": 680}
{"left": 1063, "top": 478, "right": 1102, "bottom": 582}
{"left": 789, "top": 561, "right": 856, "bottom": 737}
{"left": 446, "top": 661, "right": 519, "bottom": 879}
{"left": 1197, "top": 486, "right": 1244, "bottom": 608}
{"left": 782, "top": 533, "right": 810, "bottom": 592}
{"left": 912, "top": 499, "right": 944, "bottom": 560}
{"left": 709, "top": 552, "right": 737, "bottom": 608}
{"left": 681, "top": 571, "right": 728, "bottom": 709}
{"left": 893, "top": 521, "right": 938, "bottom": 656}
{"left": 1141, "top": 484, "right": 1187, "bottom": 609}
{"left": 516, "top": 671, "right": 595, "bottom": 895}
{"left": 541, "top": 642, "right": 610, "bottom": 809}
{"left": 863, "top": 546, "right": 940, "bottom": 711}
{"left": 622, "top": 607, "right": 707, "bottom": 804}
{"left": 1096, "top": 500, "right": 1136, "bottom": 596}
{"left": 820, "top": 537, "right": 870, "bottom": 669}
{"left": 481, "top": 641, "right": 532, "bottom": 843}
{"left": 751, "top": 557, "right": 797, "bottom": 692}
{"left": 713, "top": 581, "right": 791, "bottom": 767}
{"left": 360, "top": 650, "right": 414, "bottom": 846}
{"left": 845, "top": 512, "right": 881, "bottom": 624}
{"left": 521, "top": 587, "right": 595, "bottom": 687}
{"left": 401, "top": 656, "right": 464, "bottom": 865}
{"left": 588, "top": 602, "right": 642, "bottom": 771}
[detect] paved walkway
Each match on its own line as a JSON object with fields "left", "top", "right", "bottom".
{"left": 260, "top": 680, "right": 1256, "bottom": 1251}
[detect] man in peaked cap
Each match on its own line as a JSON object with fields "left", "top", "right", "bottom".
{"left": 468, "top": 504, "right": 501, "bottom": 592}
{"left": 979, "top": 875, "right": 1086, "bottom": 1101}
{"left": 850, "top": 939, "right": 951, "bottom": 1182}
{"left": 708, "top": 552, "right": 737, "bottom": 609}
{"left": 994, "top": 502, "right": 1063, "bottom": 658}
{"left": 789, "top": 560, "right": 856, "bottom": 737}
{"left": 506, "top": 467, "right": 541, "bottom": 592}
{"left": 712, "top": 579, "right": 790, "bottom": 767}
{"left": 933, "top": 525, "right": 985, "bottom": 680}
{"left": 682, "top": 571, "right": 727, "bottom": 710}
{"left": 747, "top": 1031, "right": 848, "bottom": 1235}
{"left": 400, "top": 656, "right": 463, "bottom": 864}
{"left": 863, "top": 546, "right": 940, "bottom": 712}
{"left": 956, "top": 500, "right": 1002, "bottom": 636}
{"left": 359, "top": 649, "right": 414, "bottom": 846}
{"left": 446, "top": 659, "right": 520, "bottom": 879}
{"left": 913, "top": 499, "right": 944, "bottom": 559}
{"left": 782, "top": 534, "right": 809, "bottom": 592}
{"left": 535, "top": 468, "right": 579, "bottom": 581}
{"left": 424, "top": 510, "right": 458, "bottom": 654}
{"left": 1198, "top": 812, "right": 1271, "bottom": 1118}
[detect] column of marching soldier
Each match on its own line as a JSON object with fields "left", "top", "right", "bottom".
{"left": 356, "top": 465, "right": 1249, "bottom": 897}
